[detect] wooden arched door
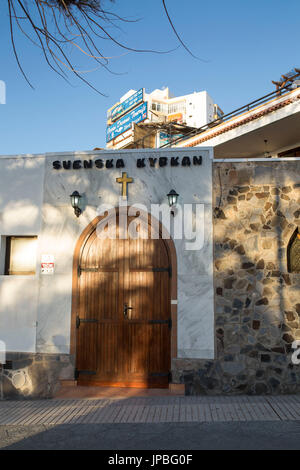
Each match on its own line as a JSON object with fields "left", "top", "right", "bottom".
{"left": 75, "top": 214, "right": 172, "bottom": 388}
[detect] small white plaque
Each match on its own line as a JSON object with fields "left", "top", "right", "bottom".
{"left": 41, "top": 254, "right": 54, "bottom": 274}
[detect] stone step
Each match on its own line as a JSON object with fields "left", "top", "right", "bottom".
{"left": 55, "top": 383, "right": 185, "bottom": 399}
{"left": 59, "top": 380, "right": 78, "bottom": 387}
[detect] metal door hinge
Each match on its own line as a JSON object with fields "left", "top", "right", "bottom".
{"left": 76, "top": 315, "right": 98, "bottom": 328}
{"left": 149, "top": 371, "right": 171, "bottom": 380}
{"left": 148, "top": 318, "right": 172, "bottom": 329}
{"left": 78, "top": 267, "right": 100, "bottom": 275}
{"left": 152, "top": 266, "right": 172, "bottom": 277}
{"left": 75, "top": 369, "right": 97, "bottom": 380}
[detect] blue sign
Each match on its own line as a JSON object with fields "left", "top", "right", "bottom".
{"left": 110, "top": 88, "right": 144, "bottom": 122}
{"left": 106, "top": 102, "right": 148, "bottom": 142}
{"left": 159, "top": 132, "right": 184, "bottom": 146}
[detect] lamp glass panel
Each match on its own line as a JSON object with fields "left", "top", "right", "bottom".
{"left": 168, "top": 193, "right": 178, "bottom": 206}
{"left": 71, "top": 195, "right": 79, "bottom": 207}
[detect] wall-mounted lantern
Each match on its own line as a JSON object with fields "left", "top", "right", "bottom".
{"left": 167, "top": 189, "right": 179, "bottom": 207}
{"left": 167, "top": 189, "right": 179, "bottom": 217}
{"left": 70, "top": 191, "right": 82, "bottom": 217}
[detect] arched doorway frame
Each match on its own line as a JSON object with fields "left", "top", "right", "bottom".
{"left": 287, "top": 226, "right": 300, "bottom": 273}
{"left": 70, "top": 207, "right": 178, "bottom": 374}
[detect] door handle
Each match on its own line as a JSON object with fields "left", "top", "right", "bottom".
{"left": 123, "top": 304, "right": 133, "bottom": 318}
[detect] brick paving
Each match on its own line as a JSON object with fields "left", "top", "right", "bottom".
{"left": 1, "top": 395, "right": 300, "bottom": 425}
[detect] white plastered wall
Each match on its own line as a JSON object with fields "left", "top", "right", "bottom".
{"left": 0, "top": 155, "right": 45, "bottom": 352}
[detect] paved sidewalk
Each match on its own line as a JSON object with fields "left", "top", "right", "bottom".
{"left": 1, "top": 395, "right": 300, "bottom": 425}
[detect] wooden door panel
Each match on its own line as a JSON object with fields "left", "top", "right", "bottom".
{"left": 123, "top": 323, "right": 170, "bottom": 376}
{"left": 126, "top": 271, "right": 155, "bottom": 321}
{"left": 123, "top": 322, "right": 149, "bottom": 377}
{"left": 76, "top": 217, "right": 171, "bottom": 388}
{"left": 94, "top": 272, "right": 119, "bottom": 321}
{"left": 127, "top": 272, "right": 170, "bottom": 321}
{"left": 83, "top": 231, "right": 119, "bottom": 269}
{"left": 76, "top": 323, "right": 98, "bottom": 373}
{"left": 79, "top": 271, "right": 119, "bottom": 320}
{"left": 97, "top": 323, "right": 122, "bottom": 378}
{"left": 129, "top": 238, "right": 169, "bottom": 269}
{"left": 149, "top": 324, "right": 171, "bottom": 374}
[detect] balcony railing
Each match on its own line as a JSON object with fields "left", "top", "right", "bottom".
{"left": 159, "top": 84, "right": 297, "bottom": 148}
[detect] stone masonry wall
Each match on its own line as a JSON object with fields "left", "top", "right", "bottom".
{"left": 0, "top": 353, "right": 74, "bottom": 399}
{"left": 173, "top": 160, "right": 300, "bottom": 394}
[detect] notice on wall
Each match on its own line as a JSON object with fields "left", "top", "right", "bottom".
{"left": 41, "top": 254, "right": 54, "bottom": 275}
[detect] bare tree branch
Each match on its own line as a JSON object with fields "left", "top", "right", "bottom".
{"left": 6, "top": 0, "right": 196, "bottom": 94}
{"left": 162, "top": 0, "right": 208, "bottom": 62}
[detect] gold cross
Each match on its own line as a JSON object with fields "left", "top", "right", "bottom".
{"left": 116, "top": 172, "right": 133, "bottom": 198}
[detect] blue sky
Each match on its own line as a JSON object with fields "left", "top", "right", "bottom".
{"left": 0, "top": 0, "right": 299, "bottom": 155}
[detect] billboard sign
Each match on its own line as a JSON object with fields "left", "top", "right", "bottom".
{"left": 106, "top": 102, "right": 148, "bottom": 142}
{"left": 167, "top": 113, "right": 183, "bottom": 123}
{"left": 109, "top": 88, "right": 144, "bottom": 122}
{"left": 158, "top": 132, "right": 184, "bottom": 147}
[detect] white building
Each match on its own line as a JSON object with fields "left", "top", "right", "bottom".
{"left": 106, "top": 87, "right": 223, "bottom": 150}
{"left": 146, "top": 87, "right": 216, "bottom": 128}
{"left": 0, "top": 147, "right": 214, "bottom": 398}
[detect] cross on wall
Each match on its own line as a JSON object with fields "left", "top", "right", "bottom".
{"left": 116, "top": 172, "right": 133, "bottom": 198}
